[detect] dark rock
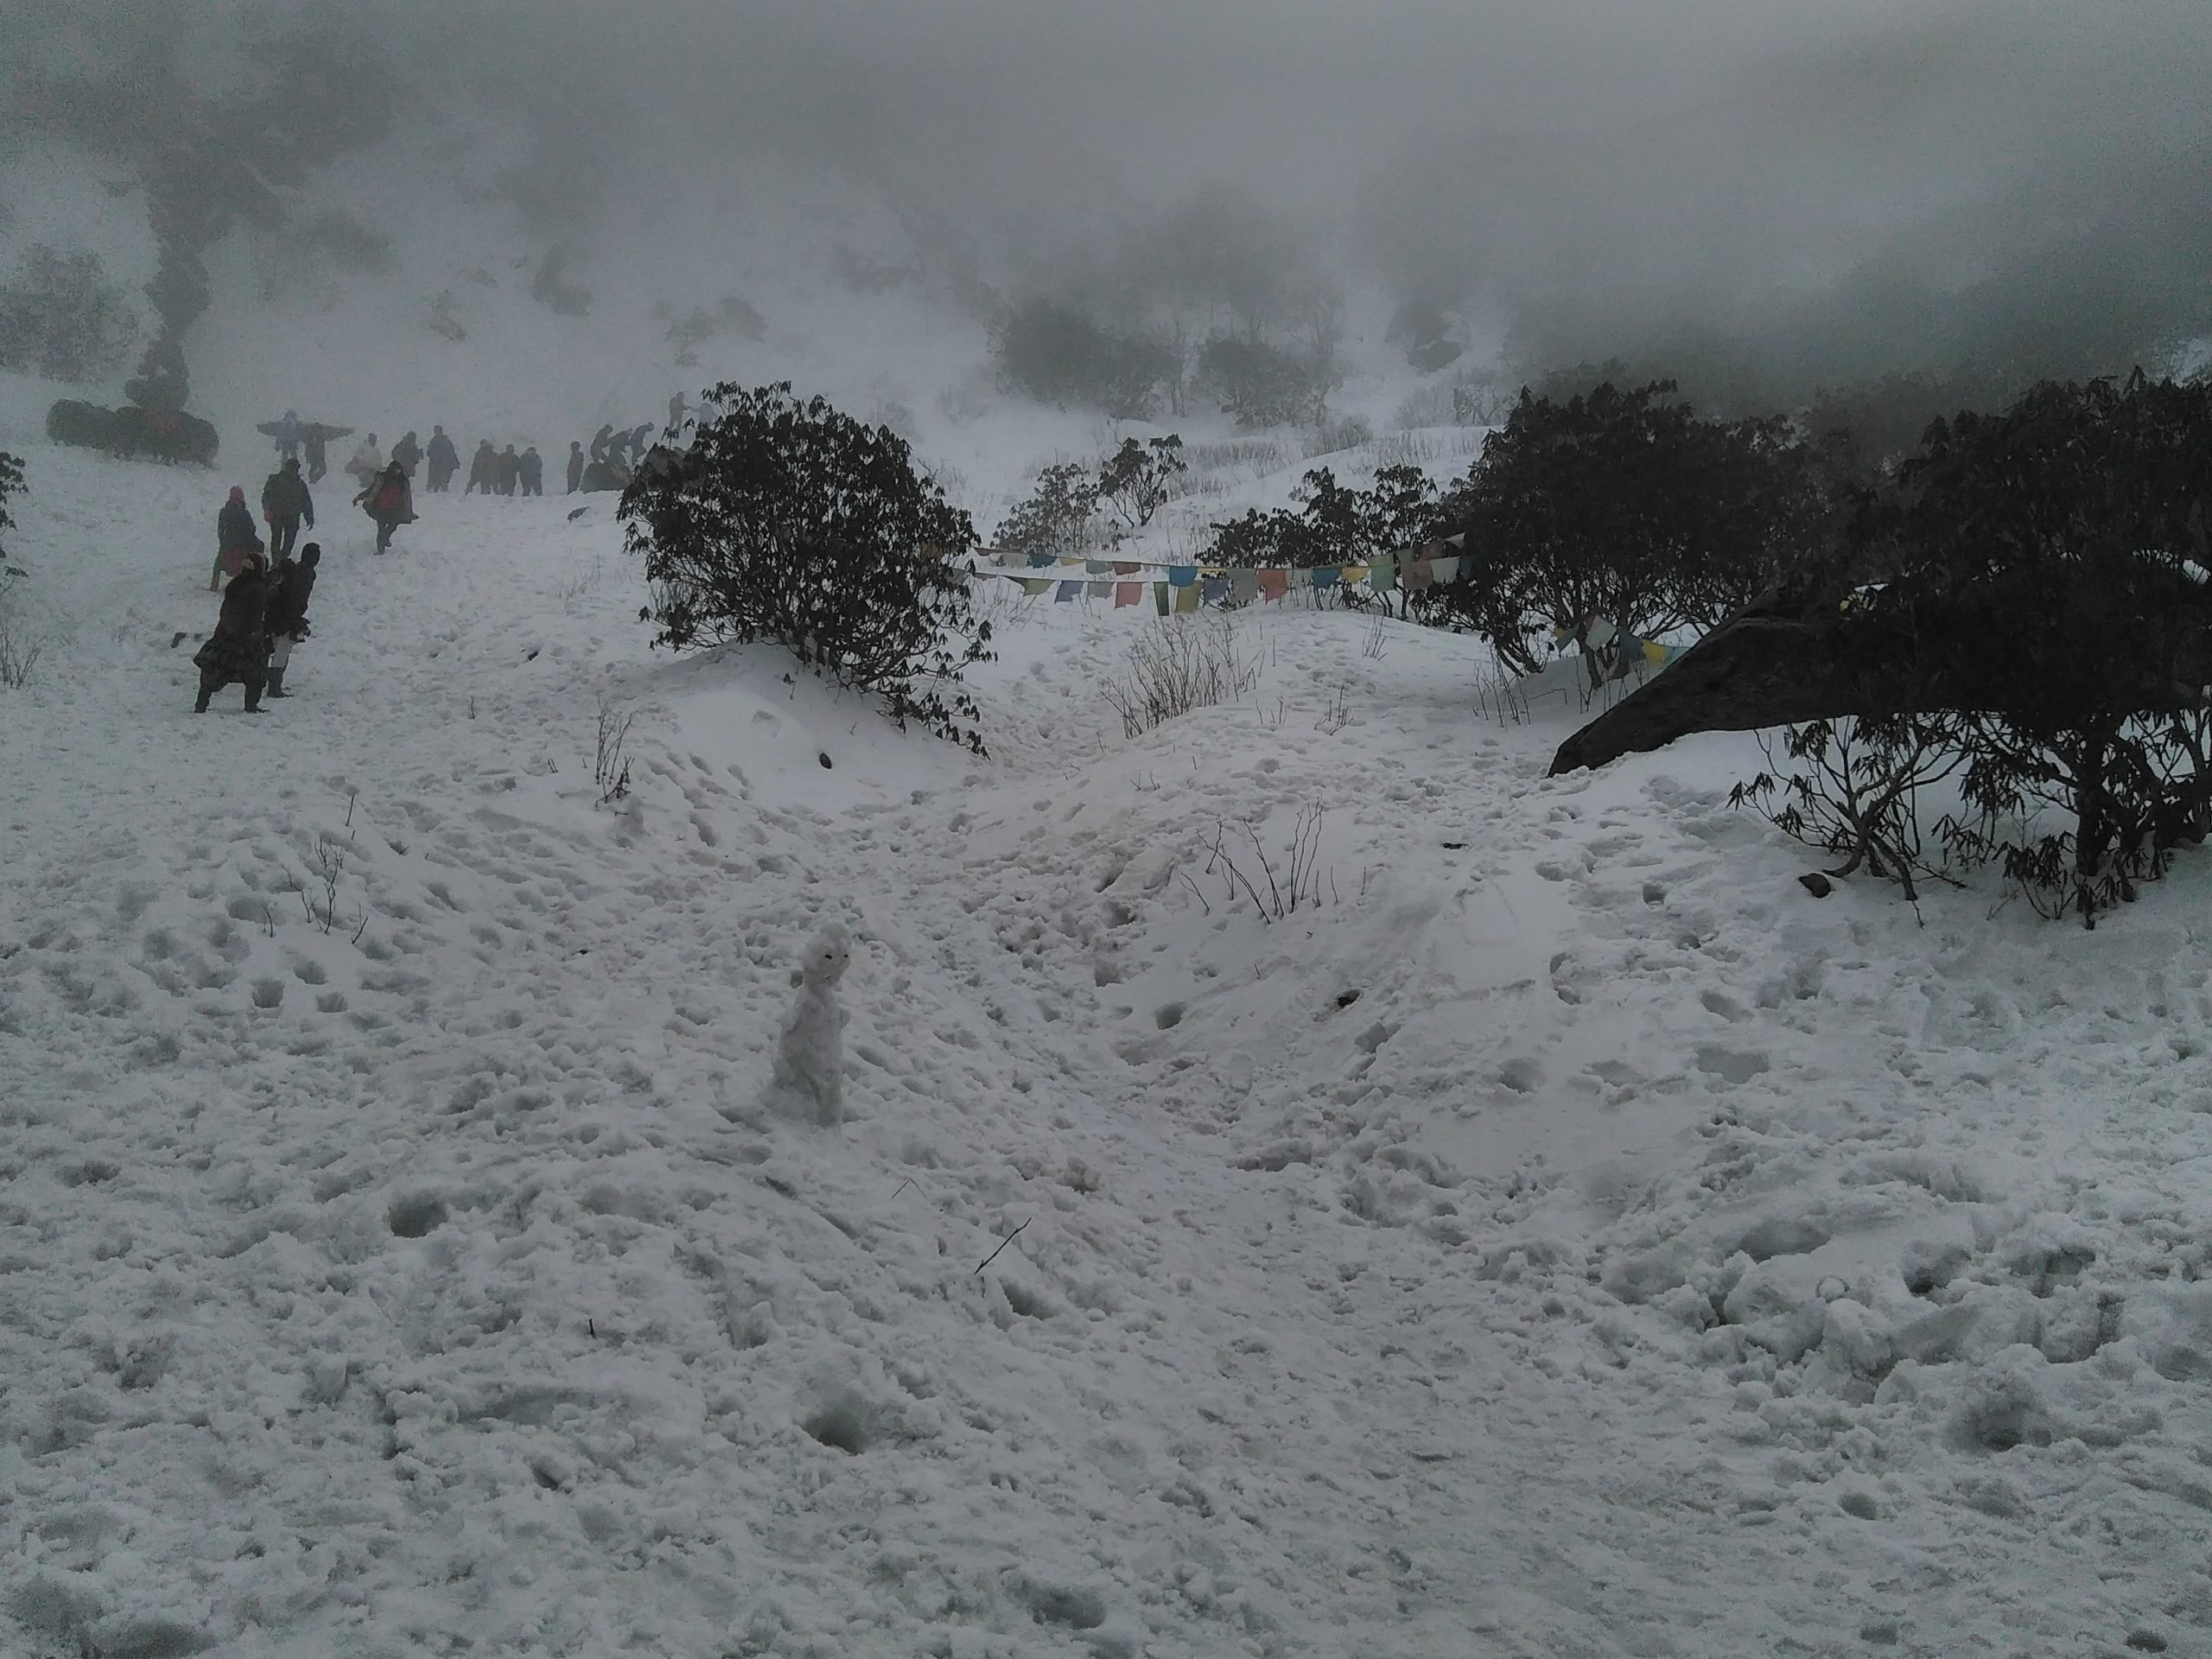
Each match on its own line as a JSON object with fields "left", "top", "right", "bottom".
{"left": 1799, "top": 872, "right": 1834, "bottom": 898}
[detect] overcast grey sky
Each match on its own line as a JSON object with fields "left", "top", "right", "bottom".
{"left": 10, "top": 0, "right": 2209, "bottom": 392}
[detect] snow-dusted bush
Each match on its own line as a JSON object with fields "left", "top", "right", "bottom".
{"left": 620, "top": 383, "right": 994, "bottom": 752}
{"left": 1204, "top": 465, "right": 1442, "bottom": 582}
{"left": 1096, "top": 435, "right": 1185, "bottom": 534}
{"left": 1728, "top": 373, "right": 2212, "bottom": 925}
{"left": 0, "top": 246, "right": 137, "bottom": 384}
{"left": 995, "top": 462, "right": 1097, "bottom": 559}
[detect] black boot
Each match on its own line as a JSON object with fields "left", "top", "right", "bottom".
{"left": 244, "top": 682, "right": 267, "bottom": 713}
{"left": 266, "top": 667, "right": 289, "bottom": 699}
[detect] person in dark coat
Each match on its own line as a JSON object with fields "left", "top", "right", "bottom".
{"left": 466, "top": 440, "right": 497, "bottom": 494}
{"left": 589, "top": 423, "right": 615, "bottom": 464}
{"left": 194, "top": 550, "right": 271, "bottom": 712}
{"left": 213, "top": 485, "right": 264, "bottom": 590}
{"left": 496, "top": 445, "right": 520, "bottom": 497}
{"left": 518, "top": 445, "right": 543, "bottom": 496}
{"left": 425, "top": 426, "right": 460, "bottom": 493}
{"left": 264, "top": 542, "right": 320, "bottom": 698}
{"left": 304, "top": 428, "right": 329, "bottom": 484}
{"left": 668, "top": 392, "right": 688, "bottom": 430}
{"left": 260, "top": 457, "right": 315, "bottom": 564}
{"left": 566, "top": 441, "right": 585, "bottom": 493}
{"left": 357, "top": 461, "right": 416, "bottom": 553}
{"left": 627, "top": 423, "right": 654, "bottom": 467}
{"left": 391, "top": 430, "right": 423, "bottom": 478}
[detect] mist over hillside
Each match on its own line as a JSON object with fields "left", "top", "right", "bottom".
{"left": 2, "top": 0, "right": 2207, "bottom": 450}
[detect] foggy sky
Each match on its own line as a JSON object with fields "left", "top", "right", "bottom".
{"left": 8, "top": 0, "right": 2209, "bottom": 397}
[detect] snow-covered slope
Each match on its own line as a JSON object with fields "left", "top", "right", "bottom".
{"left": 4, "top": 433, "right": 2211, "bottom": 1658}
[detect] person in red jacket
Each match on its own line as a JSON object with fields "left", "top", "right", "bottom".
{"left": 356, "top": 461, "right": 416, "bottom": 554}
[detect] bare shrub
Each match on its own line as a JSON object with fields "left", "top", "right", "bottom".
{"left": 1187, "top": 804, "right": 1332, "bottom": 922}
{"left": 0, "top": 610, "right": 43, "bottom": 687}
{"left": 1732, "top": 715, "right": 1966, "bottom": 905}
{"left": 1102, "top": 617, "right": 1259, "bottom": 738}
{"left": 594, "top": 696, "right": 635, "bottom": 804}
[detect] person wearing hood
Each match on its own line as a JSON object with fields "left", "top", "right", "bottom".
{"left": 193, "top": 550, "right": 272, "bottom": 712}
{"left": 346, "top": 433, "right": 385, "bottom": 487}
{"left": 212, "top": 485, "right": 265, "bottom": 591}
{"left": 518, "top": 445, "right": 543, "bottom": 496}
{"left": 466, "top": 439, "right": 497, "bottom": 495}
{"left": 391, "top": 429, "right": 423, "bottom": 478}
{"left": 357, "top": 460, "right": 416, "bottom": 553}
{"left": 260, "top": 456, "right": 315, "bottom": 564}
{"left": 566, "top": 441, "right": 586, "bottom": 493}
{"left": 425, "top": 425, "right": 460, "bottom": 493}
{"left": 263, "top": 542, "right": 321, "bottom": 698}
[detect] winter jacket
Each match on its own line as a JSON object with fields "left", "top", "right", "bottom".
{"left": 348, "top": 440, "right": 384, "bottom": 479}
{"left": 218, "top": 499, "right": 262, "bottom": 552}
{"left": 266, "top": 555, "right": 319, "bottom": 636}
{"left": 496, "top": 450, "right": 520, "bottom": 493}
{"left": 391, "top": 433, "right": 423, "bottom": 475}
{"left": 467, "top": 443, "right": 496, "bottom": 490}
{"left": 518, "top": 448, "right": 543, "bottom": 489}
{"left": 589, "top": 424, "right": 615, "bottom": 462}
{"left": 261, "top": 470, "right": 315, "bottom": 524}
{"left": 427, "top": 432, "right": 459, "bottom": 474}
{"left": 194, "top": 564, "right": 270, "bottom": 683}
{"left": 360, "top": 467, "right": 415, "bottom": 524}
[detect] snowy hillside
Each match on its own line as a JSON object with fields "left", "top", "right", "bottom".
{"left": 4, "top": 425, "right": 2212, "bottom": 1657}
{"left": 0, "top": 114, "right": 1435, "bottom": 532}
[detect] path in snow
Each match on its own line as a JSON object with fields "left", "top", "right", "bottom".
{"left": 4, "top": 448, "right": 2212, "bottom": 1657}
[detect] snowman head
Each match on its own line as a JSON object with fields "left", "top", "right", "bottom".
{"left": 800, "top": 923, "right": 851, "bottom": 988}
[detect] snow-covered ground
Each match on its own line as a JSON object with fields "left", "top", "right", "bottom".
{"left": 6, "top": 432, "right": 2212, "bottom": 1659}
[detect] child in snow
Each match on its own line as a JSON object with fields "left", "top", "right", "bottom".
{"left": 762, "top": 923, "right": 852, "bottom": 1126}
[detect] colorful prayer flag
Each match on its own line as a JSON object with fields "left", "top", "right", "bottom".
{"left": 1020, "top": 577, "right": 1052, "bottom": 596}
{"left": 1230, "top": 570, "right": 1260, "bottom": 604}
{"left": 1370, "top": 559, "right": 1398, "bottom": 594}
{"left": 1087, "top": 581, "right": 1112, "bottom": 601}
{"left": 1116, "top": 582, "right": 1142, "bottom": 607}
{"left": 1087, "top": 559, "right": 1113, "bottom": 576}
{"left": 1114, "top": 562, "right": 1141, "bottom": 576}
{"left": 1429, "top": 555, "right": 1459, "bottom": 584}
{"left": 1056, "top": 581, "right": 1082, "bottom": 602}
{"left": 1312, "top": 566, "right": 1341, "bottom": 589}
{"left": 1258, "top": 569, "right": 1288, "bottom": 601}
{"left": 1401, "top": 558, "right": 1433, "bottom": 591}
{"left": 1174, "top": 583, "right": 1202, "bottom": 614}
{"left": 1154, "top": 582, "right": 1171, "bottom": 615}
{"left": 1201, "top": 575, "right": 1229, "bottom": 606}
{"left": 1167, "top": 565, "right": 1198, "bottom": 588}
